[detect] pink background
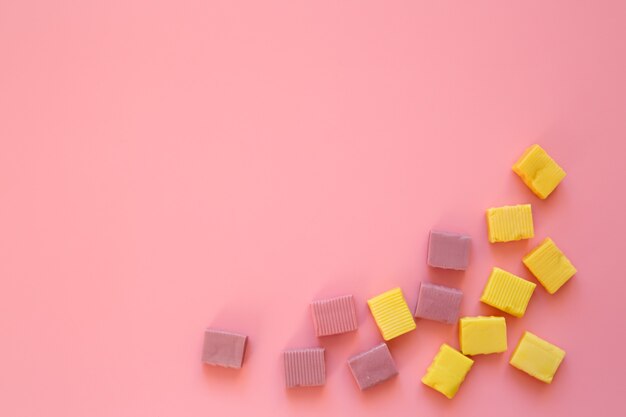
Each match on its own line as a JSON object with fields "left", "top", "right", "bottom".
{"left": 1, "top": 1, "right": 625, "bottom": 416}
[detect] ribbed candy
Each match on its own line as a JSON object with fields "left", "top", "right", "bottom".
{"left": 480, "top": 267, "right": 536, "bottom": 317}
{"left": 311, "top": 295, "right": 358, "bottom": 337}
{"left": 523, "top": 238, "right": 577, "bottom": 294}
{"left": 486, "top": 204, "right": 534, "bottom": 243}
{"left": 283, "top": 348, "right": 325, "bottom": 388}
{"left": 367, "top": 287, "right": 416, "bottom": 341}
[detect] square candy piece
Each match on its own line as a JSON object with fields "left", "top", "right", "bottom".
{"left": 284, "top": 347, "right": 326, "bottom": 388}
{"left": 202, "top": 328, "right": 247, "bottom": 369}
{"left": 348, "top": 343, "right": 398, "bottom": 390}
{"left": 367, "top": 287, "right": 416, "bottom": 341}
{"left": 311, "top": 294, "right": 358, "bottom": 337}
{"left": 486, "top": 204, "right": 534, "bottom": 243}
{"left": 480, "top": 267, "right": 536, "bottom": 318}
{"left": 523, "top": 238, "right": 577, "bottom": 294}
{"left": 510, "top": 331, "right": 565, "bottom": 383}
{"left": 422, "top": 344, "right": 474, "bottom": 399}
{"left": 427, "top": 230, "right": 471, "bottom": 270}
{"left": 513, "top": 144, "right": 566, "bottom": 199}
{"left": 459, "top": 316, "right": 507, "bottom": 355}
{"left": 414, "top": 282, "right": 463, "bottom": 324}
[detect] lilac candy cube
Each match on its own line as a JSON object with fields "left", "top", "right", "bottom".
{"left": 348, "top": 343, "right": 398, "bottom": 390}
{"left": 427, "top": 230, "right": 471, "bottom": 270}
{"left": 202, "top": 328, "right": 248, "bottom": 369}
{"left": 414, "top": 282, "right": 463, "bottom": 324}
{"left": 284, "top": 347, "right": 326, "bottom": 388}
{"left": 311, "top": 294, "right": 358, "bottom": 337}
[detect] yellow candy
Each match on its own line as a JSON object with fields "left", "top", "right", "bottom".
{"left": 422, "top": 344, "right": 474, "bottom": 399}
{"left": 480, "top": 267, "right": 536, "bottom": 318}
{"left": 510, "top": 331, "right": 565, "bottom": 383}
{"left": 513, "top": 144, "right": 566, "bottom": 199}
{"left": 367, "top": 288, "right": 416, "bottom": 341}
{"left": 486, "top": 204, "right": 534, "bottom": 243}
{"left": 523, "top": 238, "right": 577, "bottom": 294}
{"left": 459, "top": 316, "right": 507, "bottom": 355}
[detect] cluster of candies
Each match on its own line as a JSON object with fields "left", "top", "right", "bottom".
{"left": 202, "top": 145, "right": 576, "bottom": 399}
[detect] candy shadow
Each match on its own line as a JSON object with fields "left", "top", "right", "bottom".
{"left": 350, "top": 371, "right": 401, "bottom": 402}
{"left": 413, "top": 318, "right": 458, "bottom": 349}
{"left": 202, "top": 360, "right": 247, "bottom": 383}
{"left": 507, "top": 359, "right": 563, "bottom": 396}
{"left": 426, "top": 266, "right": 466, "bottom": 283}
{"left": 318, "top": 331, "right": 358, "bottom": 379}
{"left": 284, "top": 382, "right": 326, "bottom": 402}
{"left": 385, "top": 327, "right": 420, "bottom": 359}
{"left": 486, "top": 239, "right": 533, "bottom": 268}
{"left": 285, "top": 307, "right": 318, "bottom": 348}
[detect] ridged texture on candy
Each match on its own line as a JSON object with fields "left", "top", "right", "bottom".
{"left": 486, "top": 204, "right": 534, "bottom": 243}
{"left": 283, "top": 348, "right": 326, "bottom": 388}
{"left": 422, "top": 344, "right": 474, "bottom": 399}
{"left": 510, "top": 331, "right": 565, "bottom": 383}
{"left": 523, "top": 238, "right": 577, "bottom": 294}
{"left": 311, "top": 295, "right": 358, "bottom": 337}
{"left": 480, "top": 267, "right": 536, "bottom": 318}
{"left": 367, "top": 288, "right": 416, "bottom": 341}
{"left": 513, "top": 144, "right": 566, "bottom": 199}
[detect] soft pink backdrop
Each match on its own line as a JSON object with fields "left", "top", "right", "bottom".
{"left": 1, "top": 1, "right": 625, "bottom": 416}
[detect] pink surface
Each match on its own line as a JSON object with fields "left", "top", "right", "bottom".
{"left": 1, "top": 1, "right": 626, "bottom": 416}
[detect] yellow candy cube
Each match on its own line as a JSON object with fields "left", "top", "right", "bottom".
{"left": 422, "top": 344, "right": 474, "bottom": 399}
{"left": 523, "top": 238, "right": 577, "bottom": 294}
{"left": 513, "top": 144, "right": 566, "bottom": 199}
{"left": 459, "top": 316, "right": 507, "bottom": 355}
{"left": 480, "top": 267, "right": 536, "bottom": 318}
{"left": 510, "top": 331, "right": 565, "bottom": 383}
{"left": 486, "top": 204, "right": 534, "bottom": 243}
{"left": 367, "top": 288, "right": 416, "bottom": 341}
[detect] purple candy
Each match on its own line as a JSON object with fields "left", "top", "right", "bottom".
{"left": 284, "top": 347, "right": 326, "bottom": 388}
{"left": 348, "top": 343, "right": 398, "bottom": 390}
{"left": 202, "top": 328, "right": 248, "bottom": 369}
{"left": 311, "top": 294, "right": 358, "bottom": 337}
{"left": 427, "top": 230, "right": 471, "bottom": 270}
{"left": 414, "top": 282, "right": 463, "bottom": 324}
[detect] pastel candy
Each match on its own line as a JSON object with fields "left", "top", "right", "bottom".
{"left": 523, "top": 238, "right": 577, "bottom": 294}
{"left": 283, "top": 347, "right": 326, "bottom": 388}
{"left": 348, "top": 343, "right": 398, "bottom": 390}
{"left": 486, "top": 204, "right": 534, "bottom": 243}
{"left": 311, "top": 294, "right": 358, "bottom": 337}
{"left": 367, "top": 288, "right": 416, "bottom": 341}
{"left": 459, "top": 316, "right": 507, "bottom": 355}
{"left": 202, "top": 328, "right": 247, "bottom": 369}
{"left": 427, "top": 230, "right": 471, "bottom": 270}
{"left": 480, "top": 267, "right": 536, "bottom": 318}
{"left": 422, "top": 344, "right": 474, "bottom": 399}
{"left": 510, "top": 331, "right": 565, "bottom": 383}
{"left": 414, "top": 282, "right": 463, "bottom": 324}
{"left": 513, "top": 144, "right": 566, "bottom": 199}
